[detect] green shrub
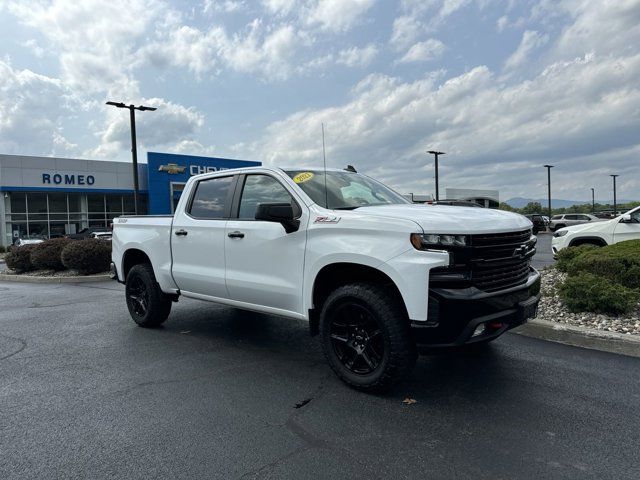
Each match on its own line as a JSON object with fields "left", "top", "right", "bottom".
{"left": 565, "top": 240, "right": 640, "bottom": 289}
{"left": 555, "top": 244, "right": 598, "bottom": 272}
{"left": 0, "top": 245, "right": 6, "bottom": 253}
{"left": 61, "top": 239, "right": 112, "bottom": 275}
{"left": 31, "top": 238, "right": 72, "bottom": 271}
{"left": 4, "top": 245, "right": 37, "bottom": 273}
{"left": 559, "top": 273, "right": 638, "bottom": 315}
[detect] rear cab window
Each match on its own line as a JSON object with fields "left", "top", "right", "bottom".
{"left": 188, "top": 176, "right": 234, "bottom": 219}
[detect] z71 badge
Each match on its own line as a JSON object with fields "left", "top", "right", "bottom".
{"left": 314, "top": 216, "right": 341, "bottom": 224}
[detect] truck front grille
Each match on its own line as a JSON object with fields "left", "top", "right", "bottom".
{"left": 430, "top": 229, "right": 535, "bottom": 292}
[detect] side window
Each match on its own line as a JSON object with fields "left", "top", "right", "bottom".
{"left": 579, "top": 215, "right": 591, "bottom": 221}
{"left": 565, "top": 215, "right": 577, "bottom": 220}
{"left": 239, "top": 175, "right": 295, "bottom": 219}
{"left": 188, "top": 176, "right": 233, "bottom": 219}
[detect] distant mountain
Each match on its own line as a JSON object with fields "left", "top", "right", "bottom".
{"left": 505, "top": 197, "right": 637, "bottom": 209}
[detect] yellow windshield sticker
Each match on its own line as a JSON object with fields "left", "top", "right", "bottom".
{"left": 293, "top": 172, "right": 314, "bottom": 184}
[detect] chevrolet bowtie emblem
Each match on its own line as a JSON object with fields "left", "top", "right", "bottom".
{"left": 158, "top": 163, "right": 186, "bottom": 174}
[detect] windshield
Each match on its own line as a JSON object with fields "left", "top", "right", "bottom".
{"left": 284, "top": 170, "right": 409, "bottom": 209}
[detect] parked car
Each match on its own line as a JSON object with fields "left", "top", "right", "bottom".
{"left": 552, "top": 206, "right": 640, "bottom": 255}
{"left": 548, "top": 213, "right": 599, "bottom": 231}
{"left": 67, "top": 227, "right": 111, "bottom": 240}
{"left": 91, "top": 232, "right": 112, "bottom": 241}
{"left": 111, "top": 166, "right": 540, "bottom": 391}
{"left": 14, "top": 236, "right": 45, "bottom": 247}
{"left": 524, "top": 214, "right": 546, "bottom": 234}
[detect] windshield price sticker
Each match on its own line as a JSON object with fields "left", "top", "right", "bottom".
{"left": 293, "top": 172, "right": 314, "bottom": 184}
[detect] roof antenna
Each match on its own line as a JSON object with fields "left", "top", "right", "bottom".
{"left": 345, "top": 165, "right": 357, "bottom": 173}
{"left": 322, "top": 122, "right": 328, "bottom": 209}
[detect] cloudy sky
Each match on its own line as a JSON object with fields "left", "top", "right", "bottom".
{"left": 0, "top": 0, "right": 639, "bottom": 202}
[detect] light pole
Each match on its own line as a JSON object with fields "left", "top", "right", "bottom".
{"left": 591, "top": 188, "right": 595, "bottom": 214}
{"left": 610, "top": 174, "right": 619, "bottom": 216}
{"left": 543, "top": 165, "right": 554, "bottom": 220}
{"left": 427, "top": 150, "right": 445, "bottom": 201}
{"left": 106, "top": 101, "right": 157, "bottom": 214}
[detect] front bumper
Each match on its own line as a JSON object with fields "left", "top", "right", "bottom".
{"left": 411, "top": 269, "right": 541, "bottom": 350}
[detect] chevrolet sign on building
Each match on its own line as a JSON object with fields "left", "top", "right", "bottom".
{"left": 0, "top": 152, "right": 260, "bottom": 246}
{"left": 147, "top": 152, "right": 260, "bottom": 215}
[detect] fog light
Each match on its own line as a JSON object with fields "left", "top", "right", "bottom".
{"left": 488, "top": 322, "right": 504, "bottom": 329}
{"left": 472, "top": 324, "right": 486, "bottom": 337}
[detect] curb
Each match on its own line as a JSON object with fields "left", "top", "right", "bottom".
{"left": 513, "top": 318, "right": 640, "bottom": 358}
{"left": 0, "top": 273, "right": 111, "bottom": 284}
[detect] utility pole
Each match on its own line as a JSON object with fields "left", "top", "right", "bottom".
{"left": 427, "top": 150, "right": 445, "bottom": 201}
{"left": 591, "top": 188, "right": 595, "bottom": 214}
{"left": 610, "top": 174, "right": 619, "bottom": 216}
{"left": 106, "top": 102, "right": 157, "bottom": 214}
{"left": 543, "top": 165, "right": 554, "bottom": 219}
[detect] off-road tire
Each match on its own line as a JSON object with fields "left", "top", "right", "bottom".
{"left": 125, "top": 263, "right": 172, "bottom": 328}
{"left": 319, "top": 282, "right": 417, "bottom": 392}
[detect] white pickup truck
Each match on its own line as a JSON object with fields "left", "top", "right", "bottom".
{"left": 111, "top": 166, "right": 540, "bottom": 391}
{"left": 551, "top": 206, "right": 640, "bottom": 255}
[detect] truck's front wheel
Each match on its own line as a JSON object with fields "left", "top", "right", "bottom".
{"left": 125, "top": 264, "right": 172, "bottom": 327}
{"left": 319, "top": 283, "right": 416, "bottom": 392}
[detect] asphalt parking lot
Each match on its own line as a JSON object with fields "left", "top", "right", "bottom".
{"left": 532, "top": 232, "right": 554, "bottom": 269}
{"left": 1, "top": 278, "right": 638, "bottom": 480}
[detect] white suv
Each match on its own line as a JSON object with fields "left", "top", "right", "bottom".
{"left": 549, "top": 213, "right": 599, "bottom": 231}
{"left": 552, "top": 206, "right": 640, "bottom": 255}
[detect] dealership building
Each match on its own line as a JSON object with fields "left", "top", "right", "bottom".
{"left": 0, "top": 152, "right": 260, "bottom": 246}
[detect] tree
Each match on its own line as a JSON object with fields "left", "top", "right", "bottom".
{"left": 521, "top": 202, "right": 543, "bottom": 215}
{"left": 498, "top": 202, "right": 515, "bottom": 212}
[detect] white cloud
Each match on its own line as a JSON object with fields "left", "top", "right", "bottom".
{"left": 398, "top": 39, "right": 445, "bottom": 63}
{"left": 496, "top": 14, "right": 525, "bottom": 33}
{"left": 140, "top": 20, "right": 301, "bottom": 81}
{"left": 261, "top": 0, "right": 297, "bottom": 15}
{"left": 504, "top": 30, "right": 549, "bottom": 70}
{"left": 390, "top": 15, "right": 425, "bottom": 51}
{"left": 336, "top": 44, "right": 378, "bottom": 67}
{"left": 251, "top": 52, "right": 640, "bottom": 199}
{"left": 22, "top": 39, "right": 45, "bottom": 58}
{"left": 553, "top": 0, "right": 640, "bottom": 59}
{"left": 496, "top": 15, "right": 508, "bottom": 32}
{"left": 203, "top": 0, "right": 245, "bottom": 13}
{"left": 0, "top": 60, "right": 77, "bottom": 156}
{"left": 439, "top": 0, "right": 470, "bottom": 19}
{"left": 89, "top": 98, "right": 205, "bottom": 159}
{"left": 307, "top": 0, "right": 375, "bottom": 33}
{"left": 7, "top": 0, "right": 166, "bottom": 96}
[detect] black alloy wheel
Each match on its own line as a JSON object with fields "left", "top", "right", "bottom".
{"left": 320, "top": 282, "right": 416, "bottom": 392}
{"left": 126, "top": 275, "right": 149, "bottom": 318}
{"left": 329, "top": 302, "right": 385, "bottom": 375}
{"left": 125, "top": 263, "right": 172, "bottom": 327}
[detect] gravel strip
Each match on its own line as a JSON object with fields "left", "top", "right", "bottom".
{"left": 538, "top": 268, "right": 640, "bottom": 336}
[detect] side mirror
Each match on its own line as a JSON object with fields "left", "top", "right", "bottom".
{"left": 255, "top": 203, "right": 300, "bottom": 233}
{"left": 621, "top": 214, "right": 632, "bottom": 223}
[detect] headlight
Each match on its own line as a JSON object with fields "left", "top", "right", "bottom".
{"left": 410, "top": 233, "right": 468, "bottom": 250}
{"left": 553, "top": 230, "right": 568, "bottom": 238}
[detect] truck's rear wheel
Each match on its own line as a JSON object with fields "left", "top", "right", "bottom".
{"left": 319, "top": 283, "right": 416, "bottom": 392}
{"left": 125, "top": 264, "right": 171, "bottom": 327}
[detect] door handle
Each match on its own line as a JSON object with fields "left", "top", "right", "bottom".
{"left": 174, "top": 229, "right": 188, "bottom": 236}
{"left": 227, "top": 231, "right": 245, "bottom": 239}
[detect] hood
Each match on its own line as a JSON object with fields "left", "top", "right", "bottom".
{"left": 352, "top": 204, "right": 532, "bottom": 234}
{"left": 561, "top": 218, "right": 616, "bottom": 234}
